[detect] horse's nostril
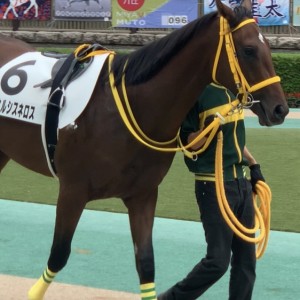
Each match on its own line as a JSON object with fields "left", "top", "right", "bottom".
{"left": 274, "top": 105, "right": 287, "bottom": 119}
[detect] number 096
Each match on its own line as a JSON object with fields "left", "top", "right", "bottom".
{"left": 162, "top": 15, "right": 188, "bottom": 26}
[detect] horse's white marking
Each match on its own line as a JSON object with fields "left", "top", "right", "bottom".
{"left": 258, "top": 32, "right": 265, "bottom": 44}
{"left": 3, "top": 0, "right": 39, "bottom": 19}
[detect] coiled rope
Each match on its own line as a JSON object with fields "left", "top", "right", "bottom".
{"left": 215, "top": 129, "right": 271, "bottom": 258}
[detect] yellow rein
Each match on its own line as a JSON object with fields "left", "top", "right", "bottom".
{"left": 215, "top": 131, "right": 272, "bottom": 258}
{"left": 108, "top": 54, "right": 213, "bottom": 153}
{"left": 106, "top": 18, "right": 274, "bottom": 256}
{"left": 212, "top": 17, "right": 280, "bottom": 105}
{"left": 109, "top": 55, "right": 180, "bottom": 152}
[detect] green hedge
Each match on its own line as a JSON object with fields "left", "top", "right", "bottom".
{"left": 272, "top": 53, "right": 300, "bottom": 108}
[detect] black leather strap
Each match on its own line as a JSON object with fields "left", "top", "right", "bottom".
{"left": 44, "top": 52, "right": 76, "bottom": 175}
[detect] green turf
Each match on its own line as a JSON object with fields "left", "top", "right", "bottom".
{"left": 1, "top": 128, "right": 299, "bottom": 233}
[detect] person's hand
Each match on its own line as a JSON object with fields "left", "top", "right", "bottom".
{"left": 249, "top": 164, "right": 265, "bottom": 192}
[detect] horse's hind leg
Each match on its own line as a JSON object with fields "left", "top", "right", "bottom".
{"left": 28, "top": 184, "right": 87, "bottom": 300}
{"left": 124, "top": 188, "right": 158, "bottom": 300}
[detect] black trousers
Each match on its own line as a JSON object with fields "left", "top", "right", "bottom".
{"left": 163, "top": 179, "right": 256, "bottom": 300}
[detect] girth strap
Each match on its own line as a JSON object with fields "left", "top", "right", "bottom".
{"left": 43, "top": 52, "right": 77, "bottom": 177}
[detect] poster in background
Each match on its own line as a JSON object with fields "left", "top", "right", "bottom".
{"left": 293, "top": 0, "right": 300, "bottom": 26}
{"left": 0, "top": 0, "right": 51, "bottom": 20}
{"left": 204, "top": 0, "right": 290, "bottom": 26}
{"left": 54, "top": 0, "right": 111, "bottom": 20}
{"left": 112, "top": 0, "right": 198, "bottom": 28}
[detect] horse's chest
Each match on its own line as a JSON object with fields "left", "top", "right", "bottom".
{"left": 87, "top": 150, "right": 175, "bottom": 199}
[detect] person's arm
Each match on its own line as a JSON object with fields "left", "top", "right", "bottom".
{"left": 180, "top": 103, "right": 203, "bottom": 149}
{"left": 187, "top": 130, "right": 207, "bottom": 150}
{"left": 243, "top": 146, "right": 257, "bottom": 167}
{"left": 243, "top": 146, "right": 265, "bottom": 191}
{"left": 185, "top": 114, "right": 218, "bottom": 150}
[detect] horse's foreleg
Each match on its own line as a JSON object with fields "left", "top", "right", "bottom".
{"left": 33, "top": 4, "right": 39, "bottom": 17}
{"left": 24, "top": 3, "right": 34, "bottom": 15}
{"left": 28, "top": 184, "right": 87, "bottom": 300}
{"left": 3, "top": 7, "right": 15, "bottom": 19}
{"left": 2, "top": 7, "right": 8, "bottom": 19}
{"left": 124, "top": 189, "right": 158, "bottom": 300}
{"left": 23, "top": 2, "right": 38, "bottom": 17}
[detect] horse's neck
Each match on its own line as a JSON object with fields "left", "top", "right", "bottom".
{"left": 129, "top": 39, "right": 216, "bottom": 137}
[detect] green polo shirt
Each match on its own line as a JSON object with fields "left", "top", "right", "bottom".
{"left": 180, "top": 83, "right": 247, "bottom": 181}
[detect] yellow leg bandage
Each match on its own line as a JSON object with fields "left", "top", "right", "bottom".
{"left": 140, "top": 282, "right": 157, "bottom": 300}
{"left": 28, "top": 267, "right": 57, "bottom": 300}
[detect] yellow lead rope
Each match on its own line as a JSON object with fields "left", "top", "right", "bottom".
{"left": 215, "top": 131, "right": 271, "bottom": 258}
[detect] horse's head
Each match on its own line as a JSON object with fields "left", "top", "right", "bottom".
{"left": 215, "top": 0, "right": 289, "bottom": 126}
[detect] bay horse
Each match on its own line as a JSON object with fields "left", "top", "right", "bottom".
{"left": 0, "top": 0, "right": 289, "bottom": 299}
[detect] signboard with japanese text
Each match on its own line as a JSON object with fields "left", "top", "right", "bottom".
{"left": 54, "top": 0, "right": 111, "bottom": 20}
{"left": 204, "top": 0, "right": 290, "bottom": 26}
{"left": 0, "top": 0, "right": 51, "bottom": 20}
{"left": 112, "top": 0, "right": 198, "bottom": 28}
{"left": 293, "top": 0, "right": 300, "bottom": 26}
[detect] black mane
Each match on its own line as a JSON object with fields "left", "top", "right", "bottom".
{"left": 111, "top": 5, "right": 252, "bottom": 86}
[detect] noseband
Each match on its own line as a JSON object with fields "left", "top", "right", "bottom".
{"left": 212, "top": 17, "right": 281, "bottom": 107}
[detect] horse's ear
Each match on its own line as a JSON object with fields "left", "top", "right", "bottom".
{"left": 215, "top": 0, "right": 235, "bottom": 21}
{"left": 241, "top": 0, "right": 252, "bottom": 11}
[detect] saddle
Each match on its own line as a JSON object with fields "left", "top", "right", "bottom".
{"left": 36, "top": 44, "right": 108, "bottom": 88}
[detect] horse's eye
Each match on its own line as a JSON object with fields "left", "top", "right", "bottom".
{"left": 244, "top": 47, "right": 255, "bottom": 57}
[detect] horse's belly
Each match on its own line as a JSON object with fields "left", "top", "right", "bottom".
{"left": 0, "top": 118, "right": 51, "bottom": 176}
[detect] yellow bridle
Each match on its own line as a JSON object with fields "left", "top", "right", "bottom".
{"left": 213, "top": 17, "right": 281, "bottom": 106}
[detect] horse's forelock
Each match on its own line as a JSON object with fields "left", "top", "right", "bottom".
{"left": 230, "top": 5, "right": 253, "bottom": 28}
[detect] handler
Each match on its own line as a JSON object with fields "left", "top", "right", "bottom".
{"left": 158, "top": 83, "right": 265, "bottom": 300}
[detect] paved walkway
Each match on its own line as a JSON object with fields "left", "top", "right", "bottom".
{"left": 0, "top": 274, "right": 139, "bottom": 300}
{"left": 0, "top": 199, "right": 299, "bottom": 299}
